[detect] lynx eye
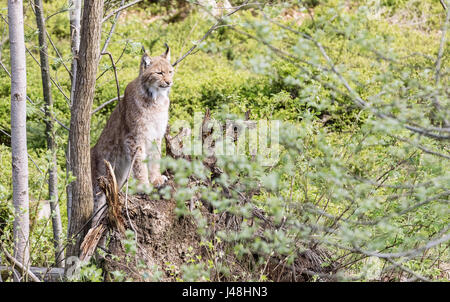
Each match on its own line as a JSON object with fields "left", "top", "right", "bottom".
{"left": 156, "top": 71, "right": 163, "bottom": 75}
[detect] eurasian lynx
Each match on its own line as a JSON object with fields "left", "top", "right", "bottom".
{"left": 91, "top": 45, "right": 173, "bottom": 215}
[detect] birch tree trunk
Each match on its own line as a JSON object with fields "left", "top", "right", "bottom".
{"left": 33, "top": 0, "right": 64, "bottom": 268}
{"left": 8, "top": 0, "right": 30, "bottom": 280}
{"left": 67, "top": 0, "right": 82, "bottom": 232}
{"left": 66, "top": 0, "right": 104, "bottom": 259}
{"left": 69, "top": 0, "right": 81, "bottom": 105}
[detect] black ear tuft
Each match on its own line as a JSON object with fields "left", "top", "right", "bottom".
{"left": 141, "top": 45, "right": 146, "bottom": 54}
{"left": 163, "top": 43, "right": 171, "bottom": 62}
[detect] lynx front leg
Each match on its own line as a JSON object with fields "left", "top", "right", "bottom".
{"left": 125, "top": 138, "right": 151, "bottom": 193}
{"left": 133, "top": 150, "right": 151, "bottom": 193}
{"left": 147, "top": 138, "right": 167, "bottom": 187}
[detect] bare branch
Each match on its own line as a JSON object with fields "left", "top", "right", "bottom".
{"left": 172, "top": 0, "right": 251, "bottom": 67}
{"left": 101, "top": 52, "right": 121, "bottom": 105}
{"left": 394, "top": 135, "right": 450, "bottom": 160}
{"left": 101, "top": 0, "right": 125, "bottom": 54}
{"left": 355, "top": 232, "right": 450, "bottom": 259}
{"left": 0, "top": 60, "right": 69, "bottom": 131}
{"left": 384, "top": 258, "right": 430, "bottom": 282}
{"left": 25, "top": 46, "right": 71, "bottom": 103}
{"left": 27, "top": 3, "right": 73, "bottom": 77}
{"left": 91, "top": 95, "right": 123, "bottom": 115}
{"left": 0, "top": 242, "right": 41, "bottom": 282}
{"left": 102, "top": 0, "right": 144, "bottom": 24}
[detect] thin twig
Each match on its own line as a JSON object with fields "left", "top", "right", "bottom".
{"left": 102, "top": 0, "right": 144, "bottom": 24}
{"left": 25, "top": 46, "right": 71, "bottom": 103}
{"left": 97, "top": 40, "right": 129, "bottom": 81}
{"left": 0, "top": 60, "right": 69, "bottom": 131}
{"left": 45, "top": 7, "right": 70, "bottom": 22}
{"left": 22, "top": 3, "right": 72, "bottom": 78}
{"left": 172, "top": 0, "right": 251, "bottom": 67}
{"left": 52, "top": 203, "right": 108, "bottom": 267}
{"left": 0, "top": 242, "right": 41, "bottom": 282}
{"left": 101, "top": 52, "right": 121, "bottom": 104}
{"left": 91, "top": 95, "right": 123, "bottom": 115}
{"left": 384, "top": 257, "right": 430, "bottom": 282}
{"left": 1, "top": 127, "right": 44, "bottom": 176}
{"left": 45, "top": 30, "right": 72, "bottom": 78}
{"left": 101, "top": 0, "right": 125, "bottom": 54}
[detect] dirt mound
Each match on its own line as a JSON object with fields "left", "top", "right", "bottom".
{"left": 103, "top": 192, "right": 205, "bottom": 281}
{"left": 82, "top": 180, "right": 336, "bottom": 281}
{"left": 79, "top": 115, "right": 338, "bottom": 281}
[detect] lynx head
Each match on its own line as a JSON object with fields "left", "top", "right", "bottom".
{"left": 139, "top": 43, "right": 174, "bottom": 100}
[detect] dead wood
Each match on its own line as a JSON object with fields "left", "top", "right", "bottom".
{"left": 79, "top": 160, "right": 124, "bottom": 263}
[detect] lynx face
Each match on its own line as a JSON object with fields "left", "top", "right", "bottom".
{"left": 139, "top": 47, "right": 174, "bottom": 100}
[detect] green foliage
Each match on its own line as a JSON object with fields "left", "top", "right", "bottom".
{"left": 0, "top": 0, "right": 448, "bottom": 281}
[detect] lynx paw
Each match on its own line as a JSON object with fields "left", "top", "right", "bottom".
{"left": 151, "top": 175, "right": 168, "bottom": 187}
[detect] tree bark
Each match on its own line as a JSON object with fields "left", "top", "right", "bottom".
{"left": 69, "top": 0, "right": 82, "bottom": 100}
{"left": 66, "top": 0, "right": 104, "bottom": 260}
{"left": 8, "top": 0, "right": 30, "bottom": 281}
{"left": 34, "top": 0, "right": 64, "bottom": 268}
{"left": 67, "top": 0, "right": 82, "bottom": 233}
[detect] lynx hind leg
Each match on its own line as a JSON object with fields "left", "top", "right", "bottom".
{"left": 148, "top": 138, "right": 167, "bottom": 187}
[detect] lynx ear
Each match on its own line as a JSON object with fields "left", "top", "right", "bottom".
{"left": 143, "top": 54, "right": 152, "bottom": 68}
{"left": 162, "top": 43, "right": 170, "bottom": 62}
{"left": 140, "top": 53, "right": 152, "bottom": 75}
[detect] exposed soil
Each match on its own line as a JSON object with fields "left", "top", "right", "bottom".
{"left": 96, "top": 184, "right": 336, "bottom": 281}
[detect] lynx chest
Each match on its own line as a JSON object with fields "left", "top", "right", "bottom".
{"left": 140, "top": 97, "right": 170, "bottom": 145}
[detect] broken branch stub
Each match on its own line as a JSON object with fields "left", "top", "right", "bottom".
{"left": 100, "top": 160, "right": 125, "bottom": 234}
{"left": 79, "top": 160, "right": 124, "bottom": 262}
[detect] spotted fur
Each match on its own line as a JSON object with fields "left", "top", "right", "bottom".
{"left": 91, "top": 46, "right": 173, "bottom": 214}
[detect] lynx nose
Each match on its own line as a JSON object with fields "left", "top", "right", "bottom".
{"left": 165, "top": 80, "right": 172, "bottom": 86}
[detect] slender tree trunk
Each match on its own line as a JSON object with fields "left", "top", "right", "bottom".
{"left": 66, "top": 0, "right": 104, "bottom": 259}
{"left": 33, "top": 0, "right": 64, "bottom": 268}
{"left": 69, "top": 0, "right": 81, "bottom": 105}
{"left": 67, "top": 0, "right": 82, "bottom": 230}
{"left": 8, "top": 0, "right": 30, "bottom": 281}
